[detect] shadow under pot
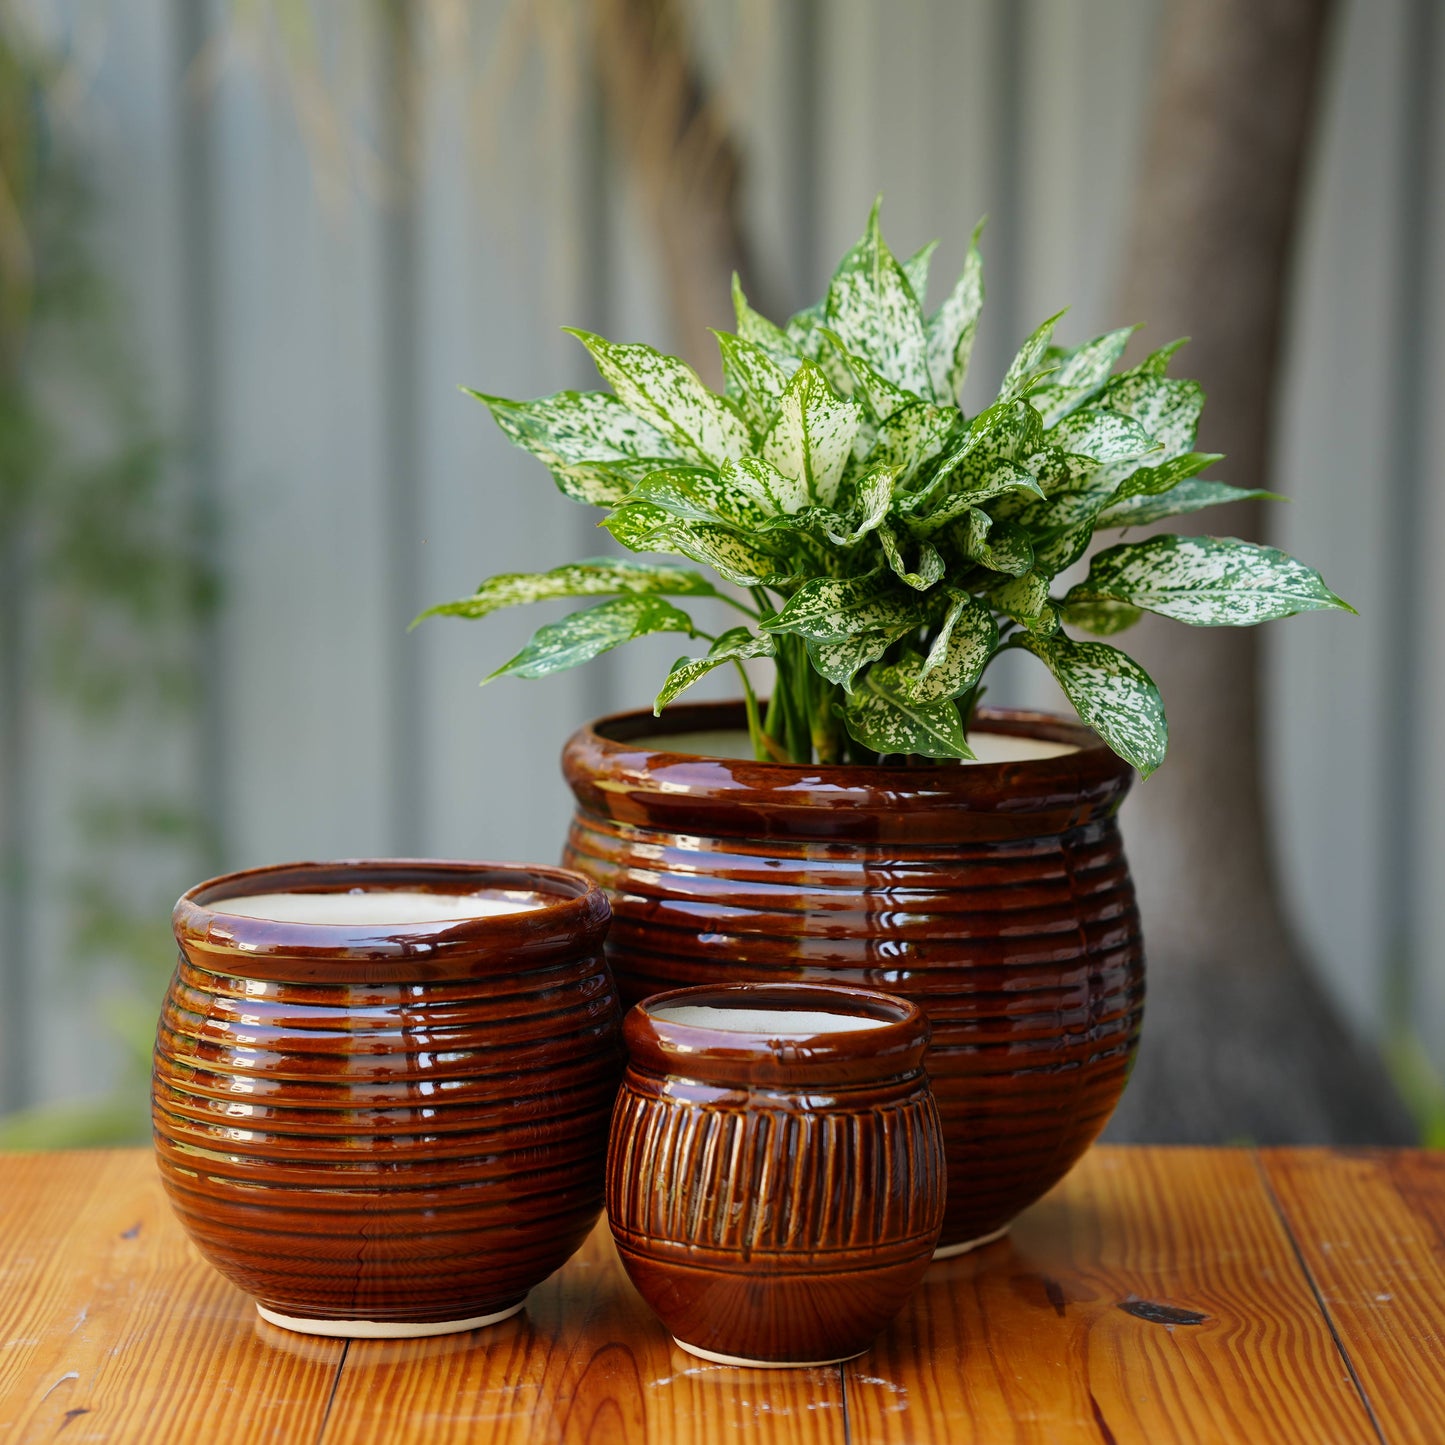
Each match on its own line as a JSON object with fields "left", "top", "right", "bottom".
{"left": 565, "top": 701, "right": 1145, "bottom": 1255}
{"left": 606, "top": 982, "right": 946, "bottom": 1368}
{"left": 153, "top": 859, "right": 622, "bottom": 1338}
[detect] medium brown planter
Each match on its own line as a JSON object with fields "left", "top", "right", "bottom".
{"left": 562, "top": 702, "right": 1144, "bottom": 1253}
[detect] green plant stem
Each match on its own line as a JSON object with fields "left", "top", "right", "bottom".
{"left": 732, "top": 658, "right": 767, "bottom": 760}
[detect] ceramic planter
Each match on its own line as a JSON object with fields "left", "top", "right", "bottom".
{"left": 152, "top": 859, "right": 622, "bottom": 1337}
{"left": 564, "top": 701, "right": 1144, "bottom": 1254}
{"left": 607, "top": 982, "right": 945, "bottom": 1366}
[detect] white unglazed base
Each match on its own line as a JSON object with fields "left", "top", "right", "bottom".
{"left": 256, "top": 1298, "right": 525, "bottom": 1339}
{"left": 932, "top": 1224, "right": 1011, "bottom": 1260}
{"left": 674, "top": 1337, "right": 866, "bottom": 1369}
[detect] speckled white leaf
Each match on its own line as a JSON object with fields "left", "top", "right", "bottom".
{"left": 999, "top": 310, "right": 1067, "bottom": 401}
{"left": 880, "top": 525, "right": 945, "bottom": 590}
{"left": 1105, "top": 450, "right": 1224, "bottom": 508}
{"left": 762, "top": 363, "right": 864, "bottom": 509}
{"left": 1019, "top": 632, "right": 1167, "bottom": 776}
{"left": 909, "top": 594, "right": 998, "bottom": 702}
{"left": 604, "top": 502, "right": 797, "bottom": 587}
{"left": 807, "top": 625, "right": 910, "bottom": 690}
{"left": 865, "top": 399, "right": 961, "bottom": 484}
{"left": 1067, "top": 535, "right": 1354, "bottom": 625}
{"left": 1102, "top": 368, "right": 1203, "bottom": 460}
{"left": 763, "top": 464, "right": 896, "bottom": 548}
{"left": 488, "top": 595, "right": 695, "bottom": 681}
{"left": 822, "top": 330, "right": 919, "bottom": 420}
{"left": 902, "top": 238, "right": 939, "bottom": 306}
{"left": 418, "top": 557, "right": 717, "bottom": 624}
{"left": 1029, "top": 327, "right": 1136, "bottom": 427}
{"left": 764, "top": 571, "right": 923, "bottom": 642}
{"left": 654, "top": 626, "right": 775, "bottom": 712}
{"left": 825, "top": 200, "right": 932, "bottom": 394}
{"left": 731, "top": 276, "right": 800, "bottom": 371}
{"left": 900, "top": 457, "right": 1045, "bottom": 537}
{"left": 918, "top": 398, "right": 1045, "bottom": 513}
{"left": 715, "top": 331, "right": 789, "bottom": 439}
{"left": 926, "top": 218, "right": 985, "bottom": 403}
{"left": 955, "top": 511, "right": 1035, "bottom": 577}
{"left": 566, "top": 329, "right": 750, "bottom": 466}
{"left": 991, "top": 572, "right": 1059, "bottom": 634}
{"left": 1097, "top": 480, "right": 1280, "bottom": 529}
{"left": 627, "top": 466, "right": 776, "bottom": 529}
{"left": 470, "top": 389, "right": 682, "bottom": 505}
{"left": 1047, "top": 408, "right": 1160, "bottom": 466}
{"left": 843, "top": 660, "right": 973, "bottom": 760}
{"left": 1060, "top": 599, "right": 1144, "bottom": 637}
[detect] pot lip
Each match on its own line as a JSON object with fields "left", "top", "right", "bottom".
{"left": 624, "top": 982, "right": 929, "bottom": 1086}
{"left": 174, "top": 858, "right": 611, "bottom": 963}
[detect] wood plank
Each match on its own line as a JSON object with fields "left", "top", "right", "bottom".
{"left": 0, "top": 1150, "right": 341, "bottom": 1443}
{"left": 320, "top": 1222, "right": 847, "bottom": 1445}
{"left": 1261, "top": 1147, "right": 1445, "bottom": 1445}
{"left": 844, "top": 1146, "right": 1378, "bottom": 1445}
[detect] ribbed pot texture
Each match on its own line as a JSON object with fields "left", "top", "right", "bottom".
{"left": 607, "top": 983, "right": 946, "bottom": 1364}
{"left": 153, "top": 860, "right": 622, "bottom": 1327}
{"left": 563, "top": 702, "right": 1145, "bottom": 1251}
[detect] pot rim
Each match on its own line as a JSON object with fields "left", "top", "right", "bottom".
{"left": 174, "top": 859, "right": 611, "bottom": 976}
{"left": 624, "top": 982, "right": 930, "bottom": 1089}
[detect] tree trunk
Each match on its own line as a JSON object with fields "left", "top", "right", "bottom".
{"left": 1104, "top": 0, "right": 1413, "bottom": 1142}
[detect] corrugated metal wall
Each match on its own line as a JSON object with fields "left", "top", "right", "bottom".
{"left": 2, "top": 0, "right": 1442, "bottom": 1116}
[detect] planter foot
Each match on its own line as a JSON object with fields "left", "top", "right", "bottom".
{"left": 673, "top": 1338, "right": 866, "bottom": 1369}
{"left": 932, "top": 1224, "right": 1010, "bottom": 1260}
{"left": 256, "top": 1298, "right": 526, "bottom": 1339}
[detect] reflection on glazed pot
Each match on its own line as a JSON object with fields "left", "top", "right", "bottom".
{"left": 565, "top": 702, "right": 1145, "bottom": 1253}
{"left": 606, "top": 982, "right": 946, "bottom": 1367}
{"left": 153, "top": 859, "right": 622, "bottom": 1337}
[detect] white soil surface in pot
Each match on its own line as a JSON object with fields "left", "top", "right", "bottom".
{"left": 641, "top": 728, "right": 1079, "bottom": 764}
{"left": 210, "top": 890, "right": 542, "bottom": 925}
{"left": 653, "top": 1004, "right": 889, "bottom": 1038}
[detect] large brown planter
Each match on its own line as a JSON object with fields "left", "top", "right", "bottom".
{"left": 562, "top": 702, "right": 1144, "bottom": 1252}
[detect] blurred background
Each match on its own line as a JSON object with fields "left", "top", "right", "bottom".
{"left": 0, "top": 0, "right": 1441, "bottom": 1145}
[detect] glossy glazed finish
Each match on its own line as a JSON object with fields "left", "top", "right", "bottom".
{"left": 564, "top": 702, "right": 1145, "bottom": 1251}
{"left": 607, "top": 983, "right": 946, "bottom": 1365}
{"left": 153, "top": 860, "right": 622, "bottom": 1330}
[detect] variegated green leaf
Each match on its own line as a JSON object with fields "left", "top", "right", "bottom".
{"left": 825, "top": 199, "right": 932, "bottom": 394}
{"left": 910, "top": 593, "right": 998, "bottom": 702}
{"left": 821, "top": 329, "right": 919, "bottom": 419}
{"left": 919, "top": 398, "right": 1046, "bottom": 512}
{"left": 417, "top": 557, "right": 717, "bottom": 625}
{"left": 627, "top": 466, "right": 776, "bottom": 530}
{"left": 764, "top": 571, "right": 922, "bottom": 642}
{"left": 900, "top": 457, "right": 1045, "bottom": 537}
{"left": 1018, "top": 631, "right": 1168, "bottom": 776}
{"left": 654, "top": 626, "right": 775, "bottom": 713}
{"left": 1101, "top": 367, "right": 1203, "bottom": 461}
{"left": 566, "top": 329, "right": 750, "bottom": 466}
{"left": 761, "top": 464, "right": 896, "bottom": 548}
{"left": 866, "top": 399, "right": 960, "bottom": 484}
{"left": 842, "top": 659, "right": 973, "bottom": 760}
{"left": 1066, "top": 535, "right": 1354, "bottom": 625}
{"left": 470, "top": 389, "right": 682, "bottom": 505}
{"left": 991, "top": 572, "right": 1059, "bottom": 634}
{"left": 731, "top": 276, "right": 799, "bottom": 371}
{"left": 1096, "top": 479, "right": 1281, "bottom": 529}
{"left": 488, "top": 595, "right": 695, "bottom": 682}
{"left": 714, "top": 330, "right": 789, "bottom": 439}
{"left": 1060, "top": 599, "right": 1144, "bottom": 637}
{"left": 926, "top": 218, "right": 985, "bottom": 403}
{"left": 1105, "top": 450, "right": 1224, "bottom": 508}
{"left": 604, "top": 502, "right": 797, "bottom": 587}
{"left": 999, "top": 310, "right": 1067, "bottom": 401}
{"left": 880, "top": 525, "right": 945, "bottom": 590}
{"left": 1028, "top": 328, "right": 1136, "bottom": 428}
{"left": 806, "top": 625, "right": 911, "bottom": 690}
{"left": 955, "top": 511, "right": 1035, "bottom": 577}
{"left": 902, "top": 238, "right": 939, "bottom": 306}
{"left": 1047, "top": 408, "right": 1160, "bottom": 466}
{"left": 762, "top": 362, "right": 863, "bottom": 510}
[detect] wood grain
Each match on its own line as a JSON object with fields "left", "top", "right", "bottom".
{"left": 845, "top": 1147, "right": 1379, "bottom": 1444}
{"left": 0, "top": 1150, "right": 341, "bottom": 1443}
{"left": 1261, "top": 1147, "right": 1445, "bottom": 1445}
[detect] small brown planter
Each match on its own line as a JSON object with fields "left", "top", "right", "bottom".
{"left": 563, "top": 701, "right": 1144, "bottom": 1253}
{"left": 153, "top": 860, "right": 622, "bottom": 1337}
{"left": 607, "top": 982, "right": 945, "bottom": 1366}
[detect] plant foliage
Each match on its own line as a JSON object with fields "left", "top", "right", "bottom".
{"left": 425, "top": 201, "right": 1351, "bottom": 775}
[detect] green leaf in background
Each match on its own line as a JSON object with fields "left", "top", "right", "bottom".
{"left": 1096, "top": 478, "right": 1282, "bottom": 529}
{"left": 1029, "top": 327, "right": 1137, "bottom": 428}
{"left": 1067, "top": 535, "right": 1355, "bottom": 626}
{"left": 731, "top": 275, "right": 800, "bottom": 371}
{"left": 654, "top": 626, "right": 775, "bottom": 712}
{"left": 902, "top": 238, "right": 939, "bottom": 305}
{"left": 488, "top": 595, "right": 696, "bottom": 681}
{"left": 566, "top": 329, "right": 750, "bottom": 466}
{"left": 842, "top": 659, "right": 974, "bottom": 759}
{"left": 926, "top": 218, "right": 985, "bottom": 404}
{"left": 825, "top": 199, "right": 932, "bottom": 395}
{"left": 1018, "top": 631, "right": 1168, "bottom": 777}
{"left": 909, "top": 593, "right": 998, "bottom": 702}
{"left": 715, "top": 330, "right": 789, "bottom": 439}
{"left": 765, "top": 571, "right": 922, "bottom": 641}
{"left": 416, "top": 557, "right": 717, "bottom": 624}
{"left": 604, "top": 501, "right": 797, "bottom": 587}
{"left": 1060, "top": 598, "right": 1144, "bottom": 637}
{"left": 761, "top": 362, "right": 864, "bottom": 509}
{"left": 467, "top": 389, "right": 681, "bottom": 505}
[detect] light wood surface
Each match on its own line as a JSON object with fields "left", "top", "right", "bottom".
{"left": 1, "top": 1147, "right": 1440, "bottom": 1442}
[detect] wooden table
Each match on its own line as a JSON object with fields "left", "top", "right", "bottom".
{"left": 1, "top": 1148, "right": 1441, "bottom": 1442}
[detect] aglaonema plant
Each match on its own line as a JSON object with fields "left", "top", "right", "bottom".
{"left": 422, "top": 200, "right": 1351, "bottom": 774}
